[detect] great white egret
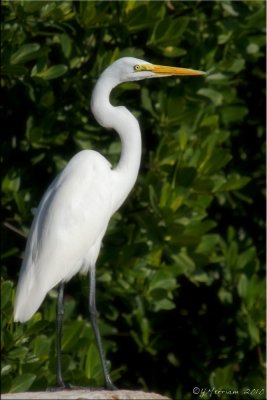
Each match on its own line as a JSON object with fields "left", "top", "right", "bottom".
{"left": 14, "top": 57, "right": 205, "bottom": 389}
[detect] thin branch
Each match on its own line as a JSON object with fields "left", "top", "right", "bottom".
{"left": 2, "top": 222, "right": 27, "bottom": 238}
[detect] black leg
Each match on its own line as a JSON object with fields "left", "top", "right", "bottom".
{"left": 56, "top": 281, "right": 67, "bottom": 388}
{"left": 89, "top": 266, "right": 117, "bottom": 390}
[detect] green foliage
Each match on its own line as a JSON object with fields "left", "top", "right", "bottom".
{"left": 1, "top": 1, "right": 265, "bottom": 399}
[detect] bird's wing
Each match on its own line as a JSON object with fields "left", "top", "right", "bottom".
{"left": 15, "top": 150, "right": 113, "bottom": 321}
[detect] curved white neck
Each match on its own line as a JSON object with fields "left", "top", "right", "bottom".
{"left": 91, "top": 76, "right": 142, "bottom": 211}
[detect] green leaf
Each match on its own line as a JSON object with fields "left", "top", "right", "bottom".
{"left": 221, "top": 2, "right": 239, "bottom": 17}
{"left": 125, "top": 5, "right": 153, "bottom": 32}
{"left": 2, "top": 171, "right": 20, "bottom": 193}
{"left": 148, "top": 17, "right": 189, "bottom": 47}
{"left": 33, "top": 64, "right": 68, "bottom": 80}
{"left": 141, "top": 317, "right": 150, "bottom": 345}
{"left": 148, "top": 271, "right": 176, "bottom": 292}
{"left": 9, "top": 374, "right": 36, "bottom": 393}
{"left": 238, "top": 274, "right": 248, "bottom": 298}
{"left": 226, "top": 241, "right": 239, "bottom": 269}
{"left": 8, "top": 347, "right": 28, "bottom": 360}
{"left": 1, "top": 280, "right": 13, "bottom": 310}
{"left": 62, "top": 321, "right": 85, "bottom": 351}
{"left": 154, "top": 298, "right": 175, "bottom": 311}
{"left": 85, "top": 344, "right": 101, "bottom": 380}
{"left": 210, "top": 365, "right": 236, "bottom": 389}
{"left": 184, "top": 220, "right": 217, "bottom": 236}
{"left": 1, "top": 65, "right": 28, "bottom": 77}
{"left": 60, "top": 33, "right": 72, "bottom": 58}
{"left": 141, "top": 87, "right": 156, "bottom": 117}
{"left": 125, "top": 3, "right": 163, "bottom": 33}
{"left": 22, "top": 2, "right": 44, "bottom": 13}
{"left": 198, "top": 88, "right": 223, "bottom": 106}
{"left": 40, "top": 91, "right": 55, "bottom": 108}
{"left": 216, "top": 174, "right": 251, "bottom": 192}
{"left": 247, "top": 43, "right": 260, "bottom": 55}
{"left": 199, "top": 149, "right": 232, "bottom": 174}
{"left": 218, "top": 287, "right": 233, "bottom": 304}
{"left": 172, "top": 252, "right": 196, "bottom": 275}
{"left": 1, "top": 364, "right": 12, "bottom": 377}
{"left": 33, "top": 335, "right": 51, "bottom": 359}
{"left": 228, "top": 58, "right": 245, "bottom": 73}
{"left": 248, "top": 316, "right": 260, "bottom": 345}
{"left": 161, "top": 46, "right": 186, "bottom": 58}
{"left": 237, "top": 247, "right": 256, "bottom": 270}
{"left": 10, "top": 43, "right": 40, "bottom": 65}
{"left": 206, "top": 73, "right": 228, "bottom": 82}
{"left": 221, "top": 106, "right": 248, "bottom": 124}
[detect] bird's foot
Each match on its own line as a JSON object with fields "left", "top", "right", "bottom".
{"left": 47, "top": 382, "right": 76, "bottom": 391}
{"left": 48, "top": 383, "right": 117, "bottom": 391}
{"left": 106, "top": 383, "right": 118, "bottom": 390}
{"left": 47, "top": 379, "right": 118, "bottom": 392}
{"left": 105, "top": 378, "right": 118, "bottom": 390}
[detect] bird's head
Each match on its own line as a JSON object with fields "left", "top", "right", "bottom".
{"left": 104, "top": 57, "right": 206, "bottom": 83}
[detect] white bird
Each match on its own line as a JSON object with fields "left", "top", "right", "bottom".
{"left": 14, "top": 57, "right": 205, "bottom": 389}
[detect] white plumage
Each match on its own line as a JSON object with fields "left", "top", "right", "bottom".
{"left": 14, "top": 57, "right": 204, "bottom": 388}
{"left": 14, "top": 150, "right": 113, "bottom": 321}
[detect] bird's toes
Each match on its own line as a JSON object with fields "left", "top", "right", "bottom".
{"left": 46, "top": 382, "right": 72, "bottom": 391}
{"left": 105, "top": 381, "right": 118, "bottom": 391}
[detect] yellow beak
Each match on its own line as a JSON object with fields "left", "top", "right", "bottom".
{"left": 142, "top": 64, "right": 206, "bottom": 76}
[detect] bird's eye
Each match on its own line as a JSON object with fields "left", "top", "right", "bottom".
{"left": 134, "top": 65, "right": 141, "bottom": 72}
